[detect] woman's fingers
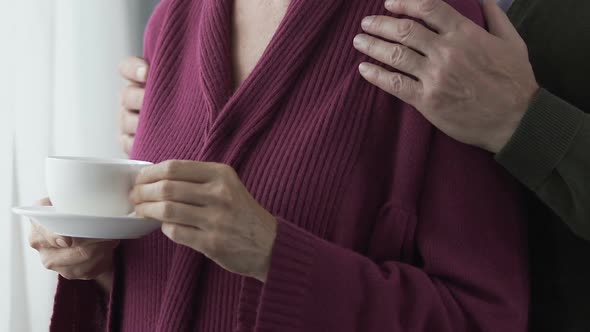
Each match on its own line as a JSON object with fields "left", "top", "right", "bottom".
{"left": 40, "top": 242, "right": 117, "bottom": 280}
{"left": 361, "top": 16, "right": 439, "bottom": 54}
{"left": 130, "top": 180, "right": 217, "bottom": 206}
{"left": 120, "top": 108, "right": 140, "bottom": 135}
{"left": 353, "top": 34, "right": 427, "bottom": 78}
{"left": 119, "top": 56, "right": 149, "bottom": 84}
{"left": 135, "top": 160, "right": 225, "bottom": 185}
{"left": 358, "top": 62, "right": 422, "bottom": 106}
{"left": 29, "top": 222, "right": 73, "bottom": 249}
{"left": 37, "top": 197, "right": 52, "bottom": 206}
{"left": 134, "top": 201, "right": 210, "bottom": 229}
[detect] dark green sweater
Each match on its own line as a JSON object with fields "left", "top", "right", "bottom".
{"left": 496, "top": 1, "right": 590, "bottom": 331}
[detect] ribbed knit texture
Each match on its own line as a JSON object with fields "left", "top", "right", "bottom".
{"left": 50, "top": 0, "right": 529, "bottom": 331}
{"left": 496, "top": 88, "right": 585, "bottom": 191}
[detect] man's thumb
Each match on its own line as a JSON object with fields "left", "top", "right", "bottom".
{"left": 483, "top": 0, "right": 521, "bottom": 43}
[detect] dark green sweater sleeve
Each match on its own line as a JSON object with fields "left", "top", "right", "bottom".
{"left": 496, "top": 88, "right": 590, "bottom": 240}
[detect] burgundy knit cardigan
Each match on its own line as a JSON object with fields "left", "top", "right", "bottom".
{"left": 50, "top": 0, "right": 529, "bottom": 331}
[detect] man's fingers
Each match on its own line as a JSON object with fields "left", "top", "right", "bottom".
{"left": 353, "top": 34, "right": 427, "bottom": 78}
{"left": 482, "top": 0, "right": 522, "bottom": 43}
{"left": 120, "top": 109, "right": 139, "bottom": 135}
{"left": 358, "top": 62, "right": 422, "bottom": 106}
{"left": 361, "top": 16, "right": 439, "bottom": 54}
{"left": 384, "top": 0, "right": 467, "bottom": 34}
{"left": 119, "top": 56, "right": 149, "bottom": 83}
{"left": 120, "top": 135, "right": 135, "bottom": 156}
{"left": 121, "top": 85, "right": 145, "bottom": 111}
{"left": 135, "top": 160, "right": 223, "bottom": 185}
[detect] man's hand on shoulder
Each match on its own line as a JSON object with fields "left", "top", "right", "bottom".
{"left": 353, "top": 0, "right": 539, "bottom": 153}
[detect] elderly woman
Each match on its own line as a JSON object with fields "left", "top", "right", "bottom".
{"left": 32, "top": 0, "right": 529, "bottom": 331}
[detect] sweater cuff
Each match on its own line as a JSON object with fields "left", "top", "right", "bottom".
{"left": 495, "top": 88, "right": 585, "bottom": 190}
{"left": 256, "top": 218, "right": 317, "bottom": 331}
{"left": 50, "top": 276, "right": 107, "bottom": 332}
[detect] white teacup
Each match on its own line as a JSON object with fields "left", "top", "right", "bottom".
{"left": 46, "top": 156, "right": 153, "bottom": 217}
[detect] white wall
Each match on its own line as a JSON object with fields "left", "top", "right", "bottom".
{"left": 0, "top": 1, "right": 152, "bottom": 331}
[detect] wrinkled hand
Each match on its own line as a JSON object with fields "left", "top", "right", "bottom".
{"left": 354, "top": 0, "right": 539, "bottom": 153}
{"left": 119, "top": 56, "right": 149, "bottom": 155}
{"left": 29, "top": 198, "right": 119, "bottom": 293}
{"left": 130, "top": 160, "right": 277, "bottom": 282}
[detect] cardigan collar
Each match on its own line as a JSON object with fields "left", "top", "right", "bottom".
{"left": 197, "top": 0, "right": 347, "bottom": 165}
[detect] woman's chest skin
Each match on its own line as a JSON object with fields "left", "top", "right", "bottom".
{"left": 231, "top": 0, "right": 290, "bottom": 90}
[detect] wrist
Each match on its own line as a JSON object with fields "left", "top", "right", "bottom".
{"left": 254, "top": 214, "right": 278, "bottom": 283}
{"left": 487, "top": 84, "right": 540, "bottom": 154}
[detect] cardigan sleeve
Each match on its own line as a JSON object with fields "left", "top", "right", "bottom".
{"left": 496, "top": 88, "right": 590, "bottom": 240}
{"left": 254, "top": 131, "right": 529, "bottom": 332}
{"left": 50, "top": 276, "right": 108, "bottom": 332}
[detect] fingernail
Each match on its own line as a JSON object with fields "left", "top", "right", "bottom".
{"left": 136, "top": 66, "right": 147, "bottom": 82}
{"left": 359, "top": 63, "right": 370, "bottom": 75}
{"left": 361, "top": 16, "right": 374, "bottom": 30}
{"left": 385, "top": 0, "right": 395, "bottom": 8}
{"left": 56, "top": 238, "right": 69, "bottom": 248}
{"left": 353, "top": 34, "right": 367, "bottom": 49}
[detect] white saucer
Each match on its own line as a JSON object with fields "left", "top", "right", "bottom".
{"left": 12, "top": 206, "right": 161, "bottom": 239}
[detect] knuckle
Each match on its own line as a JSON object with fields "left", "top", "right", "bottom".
{"left": 418, "top": 0, "right": 439, "bottom": 15}
{"left": 437, "top": 45, "right": 455, "bottom": 62}
{"left": 161, "top": 202, "right": 177, "bottom": 220}
{"left": 159, "top": 180, "right": 176, "bottom": 200}
{"left": 28, "top": 234, "right": 41, "bottom": 250}
{"left": 211, "top": 183, "right": 232, "bottom": 205}
{"left": 209, "top": 210, "right": 227, "bottom": 227}
{"left": 388, "top": 45, "right": 406, "bottom": 66}
{"left": 163, "top": 160, "right": 180, "bottom": 178}
{"left": 75, "top": 246, "right": 90, "bottom": 262}
{"left": 215, "top": 163, "right": 235, "bottom": 178}
{"left": 165, "top": 224, "right": 182, "bottom": 241}
{"left": 397, "top": 19, "right": 415, "bottom": 41}
{"left": 388, "top": 74, "right": 405, "bottom": 92}
{"left": 430, "top": 66, "right": 446, "bottom": 83}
